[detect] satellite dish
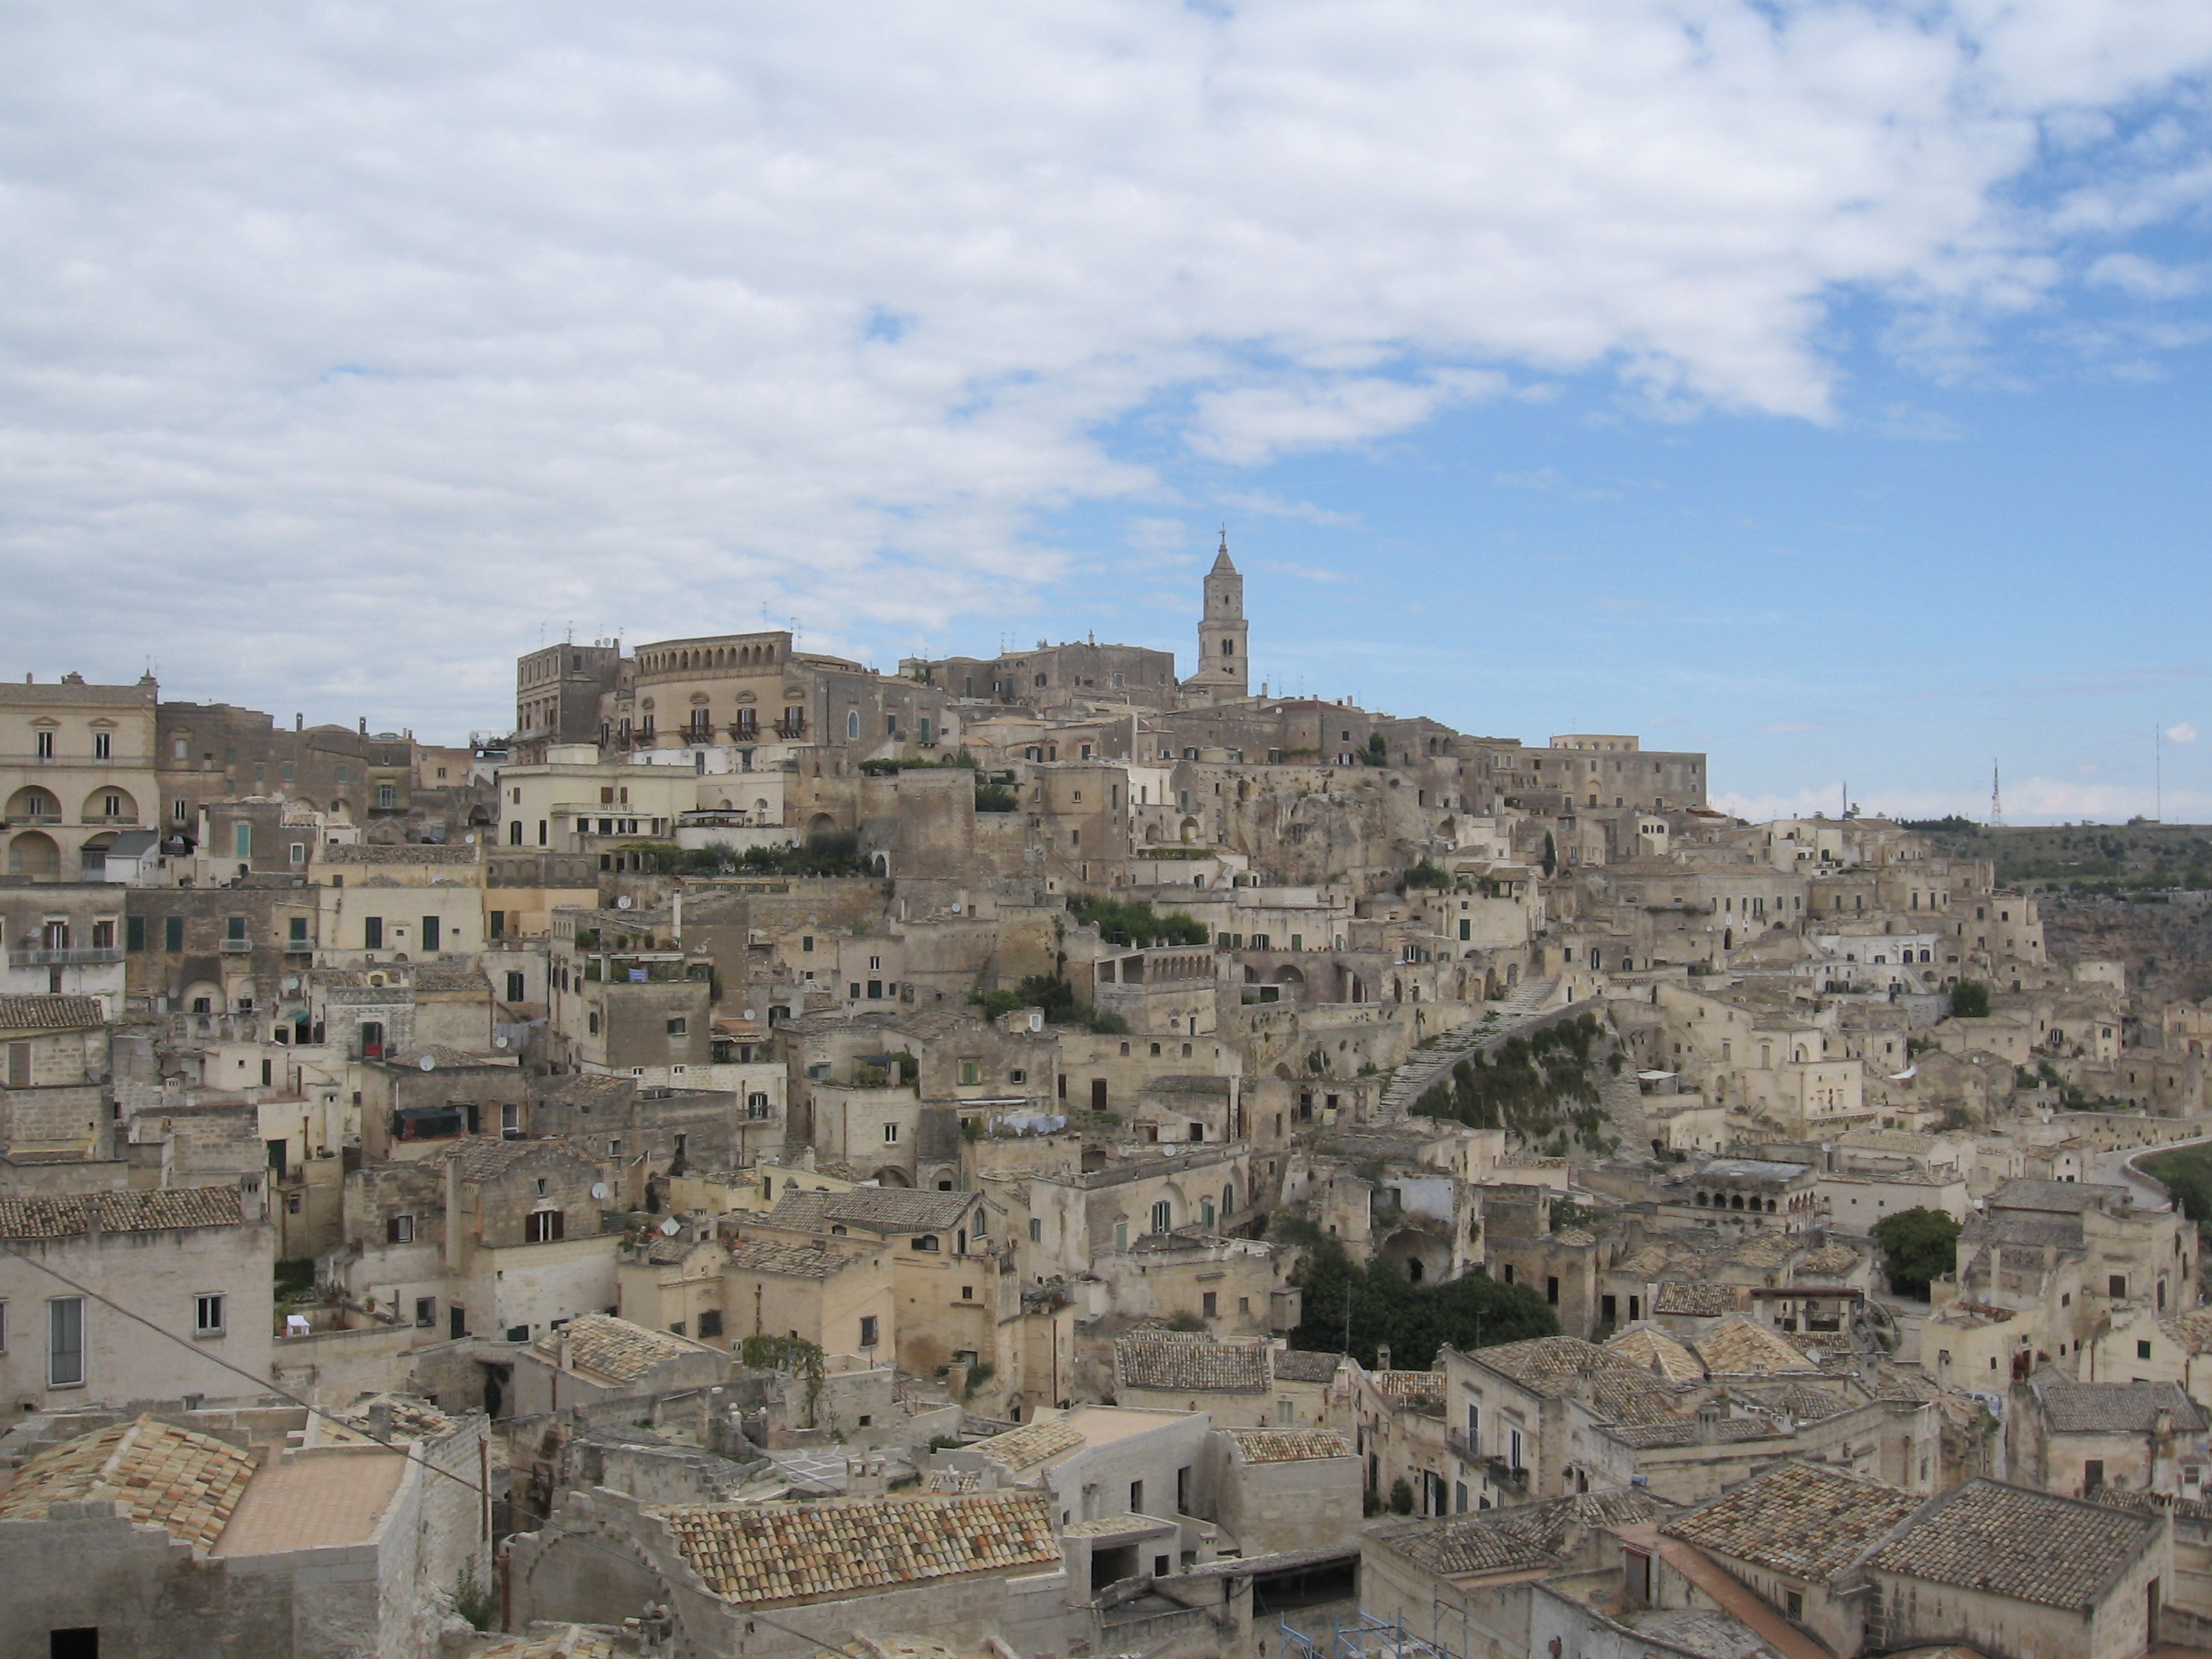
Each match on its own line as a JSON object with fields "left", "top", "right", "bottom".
{"left": 616, "top": 895, "right": 633, "bottom": 911}
{"left": 659, "top": 1218, "right": 682, "bottom": 1237}
{"left": 591, "top": 1183, "right": 609, "bottom": 1200}
{"left": 418, "top": 1055, "right": 435, "bottom": 1072}
{"left": 493, "top": 1035, "right": 509, "bottom": 1049}
{"left": 742, "top": 1009, "right": 755, "bottom": 1022}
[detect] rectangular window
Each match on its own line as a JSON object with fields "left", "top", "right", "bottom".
{"left": 387, "top": 1214, "right": 414, "bottom": 1244}
{"left": 525, "top": 1209, "right": 565, "bottom": 1243}
{"left": 90, "top": 920, "right": 114, "bottom": 950}
{"left": 415, "top": 1297, "right": 437, "bottom": 1328}
{"left": 666, "top": 1016, "right": 687, "bottom": 1035}
{"left": 1150, "top": 1199, "right": 1171, "bottom": 1234}
{"left": 2140, "top": 1340, "right": 2155, "bottom": 1360}
{"left": 375, "top": 783, "right": 397, "bottom": 809}
{"left": 126, "top": 914, "right": 146, "bottom": 952}
{"left": 883, "top": 1122, "right": 899, "bottom": 1143}
{"left": 1130, "top": 1480, "right": 1144, "bottom": 1515}
{"left": 233, "top": 822, "right": 251, "bottom": 859}
{"left": 506, "top": 971, "right": 526, "bottom": 1002}
{"left": 859, "top": 1314, "right": 879, "bottom": 1348}
{"left": 422, "top": 916, "right": 440, "bottom": 951}
{"left": 364, "top": 916, "right": 383, "bottom": 949}
{"left": 960, "top": 1059, "right": 981, "bottom": 1086}
{"left": 164, "top": 914, "right": 184, "bottom": 952}
{"left": 49, "top": 1296, "right": 84, "bottom": 1386}
{"left": 288, "top": 841, "right": 306, "bottom": 867}
{"left": 224, "top": 914, "right": 246, "bottom": 941}
{"left": 1202, "top": 1291, "right": 1218, "bottom": 1318}
{"left": 8, "top": 1043, "right": 31, "bottom": 1088}
{"left": 94, "top": 731, "right": 112, "bottom": 760}
{"left": 1029, "top": 1217, "right": 1042, "bottom": 1242}
{"left": 35, "top": 730, "right": 53, "bottom": 758}
{"left": 194, "top": 1294, "right": 225, "bottom": 1336}
{"left": 697, "top": 1310, "right": 723, "bottom": 1338}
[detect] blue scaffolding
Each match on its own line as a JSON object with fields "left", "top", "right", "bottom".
{"left": 1280, "top": 1611, "right": 1452, "bottom": 1659}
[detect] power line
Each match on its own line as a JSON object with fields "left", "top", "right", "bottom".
{"left": 1, "top": 1247, "right": 850, "bottom": 1657}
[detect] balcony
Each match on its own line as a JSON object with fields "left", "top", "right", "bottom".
{"left": 218, "top": 938, "right": 254, "bottom": 953}
{"left": 1447, "top": 1429, "right": 1477, "bottom": 1464}
{"left": 282, "top": 938, "right": 315, "bottom": 954}
{"left": 9, "top": 945, "right": 123, "bottom": 966}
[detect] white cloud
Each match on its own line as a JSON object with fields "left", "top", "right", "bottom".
{"left": 2166, "top": 721, "right": 2199, "bottom": 744}
{"left": 4, "top": 3, "right": 2212, "bottom": 727}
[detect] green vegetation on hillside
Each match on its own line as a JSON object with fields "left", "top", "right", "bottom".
{"left": 627, "top": 831, "right": 874, "bottom": 877}
{"left": 1914, "top": 821, "right": 2212, "bottom": 895}
{"left": 1410, "top": 1014, "right": 1610, "bottom": 1151}
{"left": 1286, "top": 1236, "right": 1558, "bottom": 1370}
{"left": 2139, "top": 1144, "right": 2212, "bottom": 1249}
{"left": 1068, "top": 895, "right": 1209, "bottom": 947}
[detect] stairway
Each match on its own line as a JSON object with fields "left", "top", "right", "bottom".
{"left": 1377, "top": 978, "right": 1563, "bottom": 1116}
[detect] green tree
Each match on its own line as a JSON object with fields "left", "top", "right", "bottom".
{"left": 1289, "top": 1238, "right": 1557, "bottom": 1368}
{"left": 1949, "top": 980, "right": 1992, "bottom": 1019}
{"left": 1871, "top": 1208, "right": 1961, "bottom": 1299}
{"left": 1540, "top": 831, "right": 1557, "bottom": 878}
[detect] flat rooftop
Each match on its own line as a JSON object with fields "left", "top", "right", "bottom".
{"left": 212, "top": 1448, "right": 407, "bottom": 1557}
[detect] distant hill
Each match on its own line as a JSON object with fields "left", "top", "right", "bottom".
{"left": 1906, "top": 820, "right": 2212, "bottom": 896}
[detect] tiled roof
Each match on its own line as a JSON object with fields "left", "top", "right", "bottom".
{"left": 533, "top": 1314, "right": 707, "bottom": 1383}
{"left": 0, "top": 1415, "right": 257, "bottom": 1550}
{"left": 2031, "top": 1379, "right": 2209, "bottom": 1435}
{"left": 1988, "top": 1179, "right": 2128, "bottom": 1214}
{"left": 1756, "top": 1383, "right": 1854, "bottom": 1423}
{"left": 1655, "top": 1282, "right": 1743, "bottom": 1317}
{"left": 1665, "top": 1461, "right": 1920, "bottom": 1582}
{"left": 726, "top": 1239, "right": 859, "bottom": 1279}
{"left": 1469, "top": 1337, "right": 1683, "bottom": 1427}
{"left": 969, "top": 1417, "right": 1086, "bottom": 1471}
{"left": 1271, "top": 1349, "right": 1345, "bottom": 1383}
{"left": 1608, "top": 1416, "right": 1781, "bottom": 1450}
{"left": 768, "top": 1185, "right": 978, "bottom": 1236}
{"left": 1375, "top": 1511, "right": 1558, "bottom": 1578}
{"left": 1691, "top": 1316, "right": 1821, "bottom": 1377}
{"left": 1114, "top": 1333, "right": 1268, "bottom": 1394}
{"left": 327, "top": 1393, "right": 458, "bottom": 1443}
{"left": 1612, "top": 1244, "right": 1675, "bottom": 1278}
{"left": 1865, "top": 1479, "right": 2160, "bottom": 1611}
{"left": 467, "top": 1627, "right": 620, "bottom": 1659}
{"left": 1797, "top": 1243, "right": 1864, "bottom": 1277}
{"left": 1605, "top": 1324, "right": 1704, "bottom": 1383}
{"left": 1493, "top": 1487, "right": 1674, "bottom": 1555}
{"left": 0, "top": 1185, "right": 243, "bottom": 1240}
{"left": 656, "top": 1490, "right": 1059, "bottom": 1606}
{"left": 1225, "top": 1429, "right": 1353, "bottom": 1463}
{"left": 1371, "top": 1370, "right": 1447, "bottom": 1411}
{"left": 0, "top": 995, "right": 105, "bottom": 1033}
{"left": 2165, "top": 1308, "right": 2212, "bottom": 1355}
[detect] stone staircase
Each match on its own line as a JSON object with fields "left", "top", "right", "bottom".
{"left": 1377, "top": 978, "right": 1562, "bottom": 1116}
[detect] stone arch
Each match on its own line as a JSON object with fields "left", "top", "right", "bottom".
{"left": 6, "top": 830, "right": 60, "bottom": 876}
{"left": 873, "top": 1166, "right": 912, "bottom": 1188}
{"left": 7, "top": 785, "right": 60, "bottom": 821}
{"left": 1144, "top": 823, "right": 1161, "bottom": 844}
{"left": 1179, "top": 817, "right": 1200, "bottom": 843}
{"left": 82, "top": 786, "right": 138, "bottom": 822}
{"left": 77, "top": 832, "right": 117, "bottom": 878}
{"left": 808, "top": 812, "right": 838, "bottom": 835}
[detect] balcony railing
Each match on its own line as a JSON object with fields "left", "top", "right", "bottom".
{"left": 9, "top": 945, "right": 123, "bottom": 966}
{"left": 218, "top": 938, "right": 254, "bottom": 953}
{"left": 282, "top": 938, "right": 315, "bottom": 954}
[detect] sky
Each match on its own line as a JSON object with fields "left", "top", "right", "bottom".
{"left": 5, "top": 2, "right": 2212, "bottom": 823}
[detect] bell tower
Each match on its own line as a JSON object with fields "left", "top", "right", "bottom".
{"left": 1185, "top": 529, "right": 1249, "bottom": 701}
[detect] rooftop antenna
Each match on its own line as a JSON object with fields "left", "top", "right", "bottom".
{"left": 565, "top": 620, "right": 573, "bottom": 643}
{"left": 1989, "top": 760, "right": 2004, "bottom": 828}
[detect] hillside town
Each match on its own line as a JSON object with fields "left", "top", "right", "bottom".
{"left": 5, "top": 544, "right": 2212, "bottom": 1659}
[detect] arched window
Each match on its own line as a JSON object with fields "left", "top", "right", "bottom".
{"left": 910, "top": 1234, "right": 940, "bottom": 1252}
{"left": 847, "top": 709, "right": 859, "bottom": 739}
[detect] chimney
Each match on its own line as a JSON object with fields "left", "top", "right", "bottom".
{"left": 358, "top": 717, "right": 368, "bottom": 736}
{"left": 1376, "top": 1344, "right": 1393, "bottom": 1372}
{"left": 294, "top": 713, "right": 304, "bottom": 732}
{"left": 367, "top": 1400, "right": 394, "bottom": 1441}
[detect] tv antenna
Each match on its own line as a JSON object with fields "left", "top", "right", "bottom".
{"left": 1989, "top": 760, "right": 2004, "bottom": 828}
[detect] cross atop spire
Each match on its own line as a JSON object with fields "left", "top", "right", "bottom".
{"left": 1212, "top": 525, "right": 1235, "bottom": 573}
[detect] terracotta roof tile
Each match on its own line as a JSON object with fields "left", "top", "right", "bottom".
{"left": 1691, "top": 1316, "right": 1822, "bottom": 1377}
{"left": 1665, "top": 1461, "right": 1920, "bottom": 1582}
{"left": 0, "top": 1185, "right": 242, "bottom": 1240}
{"left": 1866, "top": 1479, "right": 2160, "bottom": 1611}
{"left": 1604, "top": 1324, "right": 1704, "bottom": 1383}
{"left": 970, "top": 1417, "right": 1086, "bottom": 1471}
{"left": 533, "top": 1313, "right": 711, "bottom": 1383}
{"left": 1224, "top": 1429, "right": 1353, "bottom": 1463}
{"left": 0, "top": 1415, "right": 257, "bottom": 1551}
{"left": 656, "top": 1490, "right": 1059, "bottom": 1605}
{"left": 0, "top": 995, "right": 104, "bottom": 1032}
{"left": 1114, "top": 1333, "right": 1268, "bottom": 1394}
{"left": 726, "top": 1239, "right": 863, "bottom": 1279}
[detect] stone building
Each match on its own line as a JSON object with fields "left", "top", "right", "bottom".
{"left": 0, "top": 672, "right": 159, "bottom": 882}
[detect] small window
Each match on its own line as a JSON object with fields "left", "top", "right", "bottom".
{"left": 962, "top": 1284, "right": 975, "bottom": 1301}
{"left": 666, "top": 1016, "right": 688, "bottom": 1036}
{"left": 525, "top": 1209, "right": 565, "bottom": 1243}
{"left": 415, "top": 1297, "right": 436, "bottom": 1328}
{"left": 698, "top": 1310, "right": 723, "bottom": 1338}
{"left": 911, "top": 1234, "right": 940, "bottom": 1252}
{"left": 49, "top": 1296, "right": 84, "bottom": 1386}
{"left": 1029, "top": 1218, "right": 1042, "bottom": 1242}
{"left": 194, "top": 1294, "right": 225, "bottom": 1336}
{"left": 2140, "top": 1340, "right": 2155, "bottom": 1360}
{"left": 883, "top": 1122, "right": 899, "bottom": 1143}
{"left": 859, "top": 1314, "right": 879, "bottom": 1348}
{"left": 386, "top": 1214, "right": 414, "bottom": 1244}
